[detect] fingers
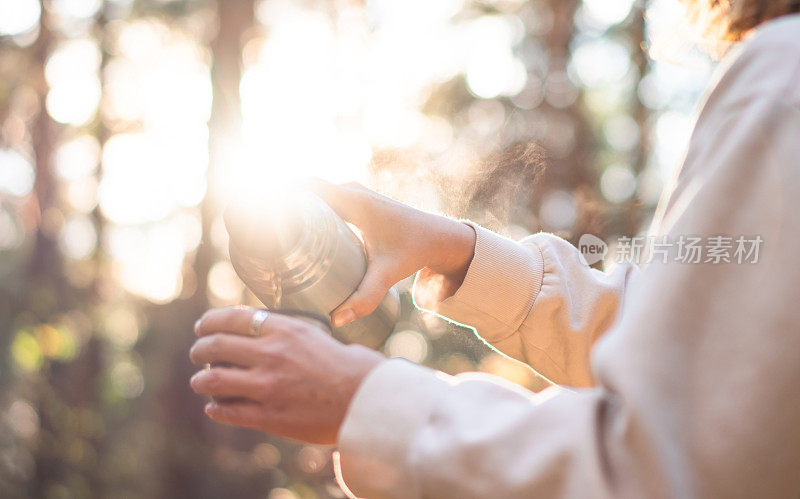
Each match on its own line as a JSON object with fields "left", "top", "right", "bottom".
{"left": 194, "top": 306, "right": 299, "bottom": 337}
{"left": 331, "top": 264, "right": 392, "bottom": 327}
{"left": 204, "top": 400, "right": 265, "bottom": 429}
{"left": 189, "top": 333, "right": 263, "bottom": 367}
{"left": 190, "top": 366, "right": 262, "bottom": 399}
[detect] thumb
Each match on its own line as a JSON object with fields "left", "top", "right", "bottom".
{"left": 300, "top": 177, "right": 361, "bottom": 222}
{"left": 331, "top": 264, "right": 393, "bottom": 327}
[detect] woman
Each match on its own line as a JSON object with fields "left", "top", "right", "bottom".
{"left": 188, "top": 2, "right": 800, "bottom": 497}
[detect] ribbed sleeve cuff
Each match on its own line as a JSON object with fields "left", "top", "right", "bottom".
{"left": 335, "top": 359, "right": 450, "bottom": 499}
{"left": 413, "top": 222, "right": 544, "bottom": 341}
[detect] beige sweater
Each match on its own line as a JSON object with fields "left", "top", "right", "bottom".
{"left": 336, "top": 15, "right": 800, "bottom": 499}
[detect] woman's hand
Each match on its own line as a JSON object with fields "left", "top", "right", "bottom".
{"left": 305, "top": 179, "right": 476, "bottom": 327}
{"left": 189, "top": 306, "right": 385, "bottom": 445}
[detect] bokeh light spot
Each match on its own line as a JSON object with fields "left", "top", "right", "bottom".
{"left": 297, "top": 446, "right": 327, "bottom": 474}
{"left": 102, "top": 308, "right": 140, "bottom": 349}
{"left": 603, "top": 114, "right": 640, "bottom": 152}
{"left": 59, "top": 215, "right": 97, "bottom": 260}
{"left": 50, "top": 0, "right": 103, "bottom": 20}
{"left": 5, "top": 400, "right": 40, "bottom": 439}
{"left": 109, "top": 360, "right": 144, "bottom": 399}
{"left": 579, "top": 0, "right": 635, "bottom": 30}
{"left": 600, "top": 164, "right": 637, "bottom": 203}
{"left": 540, "top": 190, "right": 576, "bottom": 231}
{"left": 45, "top": 39, "right": 102, "bottom": 125}
{"left": 268, "top": 488, "right": 298, "bottom": 499}
{"left": 385, "top": 330, "right": 428, "bottom": 362}
{"left": 570, "top": 38, "right": 631, "bottom": 88}
{"left": 11, "top": 330, "right": 43, "bottom": 372}
{"left": 0, "top": 0, "right": 41, "bottom": 36}
{"left": 55, "top": 135, "right": 101, "bottom": 181}
{"left": 35, "top": 324, "right": 78, "bottom": 360}
{"left": 0, "top": 149, "right": 35, "bottom": 197}
{"left": 252, "top": 443, "right": 281, "bottom": 469}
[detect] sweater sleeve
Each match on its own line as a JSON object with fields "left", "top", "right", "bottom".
{"left": 336, "top": 27, "right": 800, "bottom": 497}
{"left": 413, "top": 226, "right": 636, "bottom": 387}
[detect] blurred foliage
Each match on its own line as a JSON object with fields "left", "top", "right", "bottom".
{"left": 0, "top": 0, "right": 711, "bottom": 497}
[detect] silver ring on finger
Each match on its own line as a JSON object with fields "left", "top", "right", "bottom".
{"left": 248, "top": 309, "right": 270, "bottom": 336}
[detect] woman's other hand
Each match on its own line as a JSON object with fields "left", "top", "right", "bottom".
{"left": 190, "top": 307, "right": 385, "bottom": 445}
{"left": 304, "top": 179, "right": 476, "bottom": 327}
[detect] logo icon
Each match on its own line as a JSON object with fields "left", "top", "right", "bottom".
{"left": 578, "top": 234, "right": 608, "bottom": 266}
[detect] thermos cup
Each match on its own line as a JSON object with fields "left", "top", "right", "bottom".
{"left": 224, "top": 190, "right": 400, "bottom": 346}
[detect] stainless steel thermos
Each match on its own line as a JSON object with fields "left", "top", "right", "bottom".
{"left": 225, "top": 190, "right": 400, "bottom": 345}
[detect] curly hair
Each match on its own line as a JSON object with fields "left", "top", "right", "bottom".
{"left": 684, "top": 0, "right": 800, "bottom": 41}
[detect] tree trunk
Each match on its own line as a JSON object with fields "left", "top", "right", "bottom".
{"left": 154, "top": 1, "right": 256, "bottom": 496}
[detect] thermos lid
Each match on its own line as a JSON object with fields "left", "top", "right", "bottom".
{"left": 224, "top": 193, "right": 304, "bottom": 258}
